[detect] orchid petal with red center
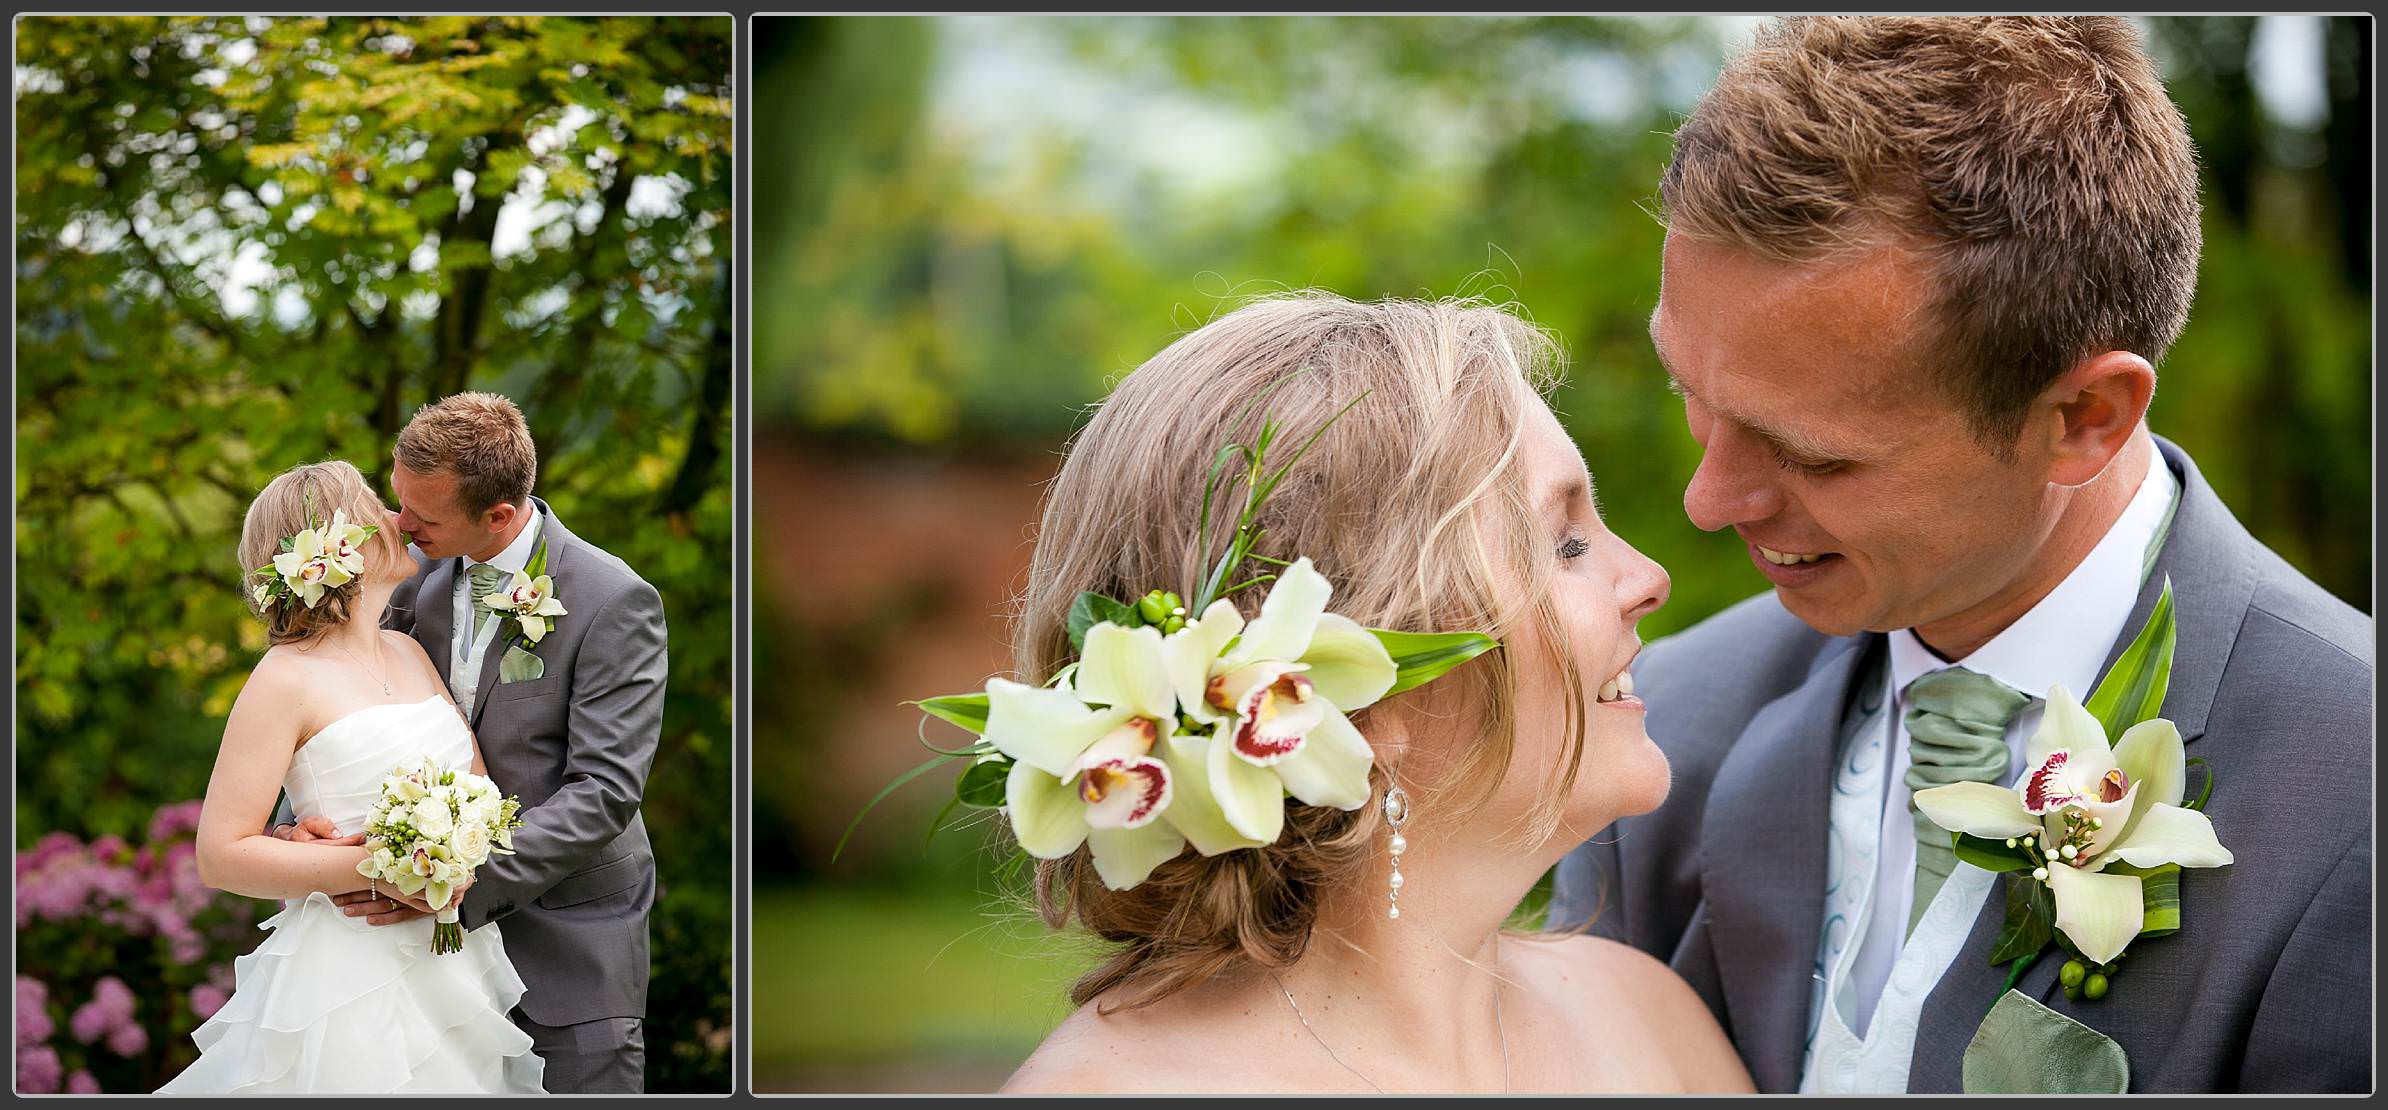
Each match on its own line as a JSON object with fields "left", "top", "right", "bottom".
{"left": 1229, "top": 665, "right": 1324, "bottom": 766}
{"left": 1073, "top": 755, "right": 1173, "bottom": 830}
{"left": 2022, "top": 751, "right": 2081, "bottom": 815}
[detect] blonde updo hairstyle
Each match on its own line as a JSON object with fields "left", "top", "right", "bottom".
{"left": 1019, "top": 293, "right": 1592, "bottom": 1011}
{"left": 237, "top": 460, "right": 408, "bottom": 644}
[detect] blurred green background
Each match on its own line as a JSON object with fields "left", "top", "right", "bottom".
{"left": 757, "top": 14, "right": 2374, "bottom": 1093}
{"left": 14, "top": 16, "right": 733, "bottom": 1092}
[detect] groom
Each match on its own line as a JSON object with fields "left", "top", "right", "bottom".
{"left": 283, "top": 392, "right": 669, "bottom": 1093}
{"left": 1550, "top": 17, "right": 2370, "bottom": 1093}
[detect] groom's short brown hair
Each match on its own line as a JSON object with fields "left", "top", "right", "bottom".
{"left": 395, "top": 392, "right": 537, "bottom": 517}
{"left": 1660, "top": 16, "right": 2201, "bottom": 448}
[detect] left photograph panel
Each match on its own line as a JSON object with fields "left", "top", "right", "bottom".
{"left": 14, "top": 15, "right": 734, "bottom": 1094}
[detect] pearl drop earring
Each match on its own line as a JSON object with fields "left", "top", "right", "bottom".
{"left": 1383, "top": 783, "right": 1410, "bottom": 920}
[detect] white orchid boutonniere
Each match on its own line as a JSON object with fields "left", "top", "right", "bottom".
{"left": 253, "top": 506, "right": 377, "bottom": 610}
{"left": 477, "top": 534, "right": 566, "bottom": 645}
{"left": 835, "top": 380, "right": 1503, "bottom": 890}
{"left": 1914, "top": 583, "right": 2230, "bottom": 1003}
{"left": 481, "top": 570, "right": 568, "bottom": 644}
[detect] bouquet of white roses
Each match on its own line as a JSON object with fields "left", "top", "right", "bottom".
{"left": 355, "top": 757, "right": 525, "bottom": 955}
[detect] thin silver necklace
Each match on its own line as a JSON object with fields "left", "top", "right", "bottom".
{"left": 328, "top": 638, "right": 391, "bottom": 696}
{"left": 1272, "top": 937, "right": 1511, "bottom": 1094}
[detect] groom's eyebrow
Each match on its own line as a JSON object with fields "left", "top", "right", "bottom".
{"left": 1651, "top": 346, "right": 1864, "bottom": 465}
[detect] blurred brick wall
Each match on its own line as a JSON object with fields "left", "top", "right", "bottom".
{"left": 755, "top": 440, "right": 1060, "bottom": 866}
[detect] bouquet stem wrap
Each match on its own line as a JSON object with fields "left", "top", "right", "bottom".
{"left": 433, "top": 906, "right": 465, "bottom": 955}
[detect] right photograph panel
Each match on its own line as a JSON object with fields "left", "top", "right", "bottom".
{"left": 750, "top": 15, "right": 2374, "bottom": 1095}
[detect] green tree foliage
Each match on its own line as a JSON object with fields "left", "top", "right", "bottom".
{"left": 755, "top": 15, "right": 2369, "bottom": 871}
{"left": 16, "top": 15, "right": 731, "bottom": 1091}
{"left": 758, "top": 15, "right": 2367, "bottom": 622}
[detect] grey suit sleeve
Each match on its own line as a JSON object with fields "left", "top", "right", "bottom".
{"left": 2241, "top": 835, "right": 2372, "bottom": 1092}
{"left": 265, "top": 793, "right": 295, "bottom": 836}
{"left": 461, "top": 579, "right": 668, "bottom": 929}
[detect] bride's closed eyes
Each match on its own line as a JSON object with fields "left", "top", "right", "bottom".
{"left": 1559, "top": 531, "right": 1590, "bottom": 561}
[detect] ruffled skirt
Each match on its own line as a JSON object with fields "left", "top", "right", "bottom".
{"left": 157, "top": 891, "right": 546, "bottom": 1093}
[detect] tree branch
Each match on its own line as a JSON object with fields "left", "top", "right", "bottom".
{"left": 121, "top": 221, "right": 248, "bottom": 358}
{"left": 659, "top": 259, "right": 731, "bottom": 516}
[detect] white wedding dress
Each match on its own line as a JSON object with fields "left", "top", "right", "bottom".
{"left": 158, "top": 696, "right": 546, "bottom": 1094}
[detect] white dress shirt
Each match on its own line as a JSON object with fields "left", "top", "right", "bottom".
{"left": 450, "top": 512, "right": 543, "bottom": 720}
{"left": 1844, "top": 447, "right": 2178, "bottom": 1035}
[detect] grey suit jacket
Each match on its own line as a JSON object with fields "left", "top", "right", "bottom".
{"left": 1549, "top": 439, "right": 2372, "bottom": 1092}
{"left": 389, "top": 496, "right": 668, "bottom": 1028}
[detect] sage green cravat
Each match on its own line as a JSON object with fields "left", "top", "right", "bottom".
{"left": 466, "top": 563, "right": 510, "bottom": 638}
{"left": 1904, "top": 666, "right": 2034, "bottom": 934}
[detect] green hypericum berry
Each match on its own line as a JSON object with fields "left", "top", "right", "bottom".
{"left": 1161, "top": 591, "right": 1183, "bottom": 613}
{"left": 1160, "top": 616, "right": 1186, "bottom": 636}
{"left": 1137, "top": 591, "right": 1170, "bottom": 624}
{"left": 2059, "top": 959, "right": 2087, "bottom": 990}
{"left": 2084, "top": 973, "right": 2110, "bottom": 1001}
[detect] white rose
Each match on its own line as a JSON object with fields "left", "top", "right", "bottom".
{"left": 410, "top": 796, "right": 453, "bottom": 839}
{"left": 453, "top": 822, "right": 492, "bottom": 867}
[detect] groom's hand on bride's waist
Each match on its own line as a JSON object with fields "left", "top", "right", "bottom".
{"left": 271, "top": 815, "right": 366, "bottom": 847}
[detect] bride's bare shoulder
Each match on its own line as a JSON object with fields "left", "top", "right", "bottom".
{"left": 1003, "top": 1000, "right": 1194, "bottom": 1093}
{"left": 1513, "top": 932, "right": 1754, "bottom": 1092}
{"left": 379, "top": 628, "right": 441, "bottom": 672}
{"left": 1004, "top": 989, "right": 1267, "bottom": 1093}
{"left": 1522, "top": 931, "right": 1695, "bottom": 1002}
{"left": 242, "top": 645, "right": 315, "bottom": 698}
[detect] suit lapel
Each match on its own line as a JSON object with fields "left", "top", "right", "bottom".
{"left": 1700, "top": 633, "right": 1877, "bottom": 1093}
{"left": 417, "top": 557, "right": 458, "bottom": 685}
{"left": 1906, "top": 437, "right": 2259, "bottom": 1090}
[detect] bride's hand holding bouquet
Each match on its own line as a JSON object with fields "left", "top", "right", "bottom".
{"left": 355, "top": 757, "right": 526, "bottom": 954}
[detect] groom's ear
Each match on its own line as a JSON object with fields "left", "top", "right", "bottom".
{"left": 481, "top": 497, "right": 522, "bottom": 532}
{"left": 2038, "top": 349, "right": 2155, "bottom": 488}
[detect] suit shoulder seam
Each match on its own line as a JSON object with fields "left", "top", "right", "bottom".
{"left": 2239, "top": 598, "right": 2370, "bottom": 671}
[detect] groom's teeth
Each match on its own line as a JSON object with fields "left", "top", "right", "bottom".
{"left": 1758, "top": 546, "right": 1825, "bottom": 566}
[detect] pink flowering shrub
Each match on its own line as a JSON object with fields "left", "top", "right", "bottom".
{"left": 15, "top": 801, "right": 261, "bottom": 1093}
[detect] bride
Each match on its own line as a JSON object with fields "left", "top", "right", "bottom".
{"left": 157, "top": 460, "right": 545, "bottom": 1094}
{"left": 999, "top": 294, "right": 1753, "bottom": 1093}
